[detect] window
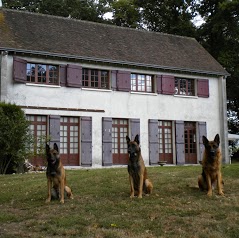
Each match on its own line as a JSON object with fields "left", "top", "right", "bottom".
{"left": 159, "top": 121, "right": 173, "bottom": 163}
{"left": 82, "top": 68, "right": 109, "bottom": 89}
{"left": 26, "top": 115, "right": 47, "bottom": 166}
{"left": 131, "top": 74, "right": 153, "bottom": 92}
{"left": 112, "top": 119, "right": 129, "bottom": 164}
{"left": 60, "top": 117, "right": 79, "bottom": 165}
{"left": 174, "top": 78, "right": 195, "bottom": 96}
{"left": 27, "top": 63, "right": 59, "bottom": 85}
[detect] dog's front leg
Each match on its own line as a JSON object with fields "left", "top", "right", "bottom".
{"left": 129, "top": 175, "right": 135, "bottom": 198}
{"left": 206, "top": 174, "right": 212, "bottom": 197}
{"left": 45, "top": 178, "right": 52, "bottom": 203}
{"left": 138, "top": 174, "right": 144, "bottom": 198}
{"left": 217, "top": 172, "right": 224, "bottom": 196}
{"left": 60, "top": 179, "right": 65, "bottom": 204}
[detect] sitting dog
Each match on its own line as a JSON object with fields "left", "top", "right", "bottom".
{"left": 126, "top": 135, "right": 153, "bottom": 198}
{"left": 46, "top": 143, "right": 73, "bottom": 203}
{"left": 198, "top": 134, "right": 224, "bottom": 197}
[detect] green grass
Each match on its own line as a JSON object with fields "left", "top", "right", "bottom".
{"left": 1, "top": 164, "right": 239, "bottom": 238}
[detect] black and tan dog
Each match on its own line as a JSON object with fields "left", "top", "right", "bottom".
{"left": 198, "top": 134, "right": 224, "bottom": 197}
{"left": 126, "top": 135, "right": 153, "bottom": 198}
{"left": 46, "top": 143, "right": 73, "bottom": 203}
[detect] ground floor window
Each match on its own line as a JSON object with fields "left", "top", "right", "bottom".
{"left": 26, "top": 115, "right": 47, "bottom": 165}
{"left": 112, "top": 118, "right": 129, "bottom": 164}
{"left": 60, "top": 117, "right": 80, "bottom": 166}
{"left": 159, "top": 120, "right": 173, "bottom": 164}
{"left": 184, "top": 122, "right": 197, "bottom": 164}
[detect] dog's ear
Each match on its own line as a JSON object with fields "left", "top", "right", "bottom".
{"left": 202, "top": 136, "right": 208, "bottom": 146}
{"left": 53, "top": 143, "right": 59, "bottom": 152}
{"left": 134, "top": 134, "right": 140, "bottom": 145}
{"left": 46, "top": 144, "right": 50, "bottom": 154}
{"left": 214, "top": 134, "right": 220, "bottom": 145}
{"left": 126, "top": 136, "right": 130, "bottom": 144}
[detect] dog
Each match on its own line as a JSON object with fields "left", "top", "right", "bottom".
{"left": 126, "top": 135, "right": 153, "bottom": 198}
{"left": 198, "top": 134, "right": 224, "bottom": 197}
{"left": 46, "top": 143, "right": 73, "bottom": 203}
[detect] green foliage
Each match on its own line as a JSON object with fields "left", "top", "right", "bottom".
{"left": 0, "top": 102, "right": 32, "bottom": 174}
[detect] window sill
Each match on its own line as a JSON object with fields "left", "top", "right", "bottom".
{"left": 173, "top": 95, "right": 198, "bottom": 99}
{"left": 82, "top": 87, "right": 112, "bottom": 92}
{"left": 130, "top": 91, "right": 157, "bottom": 96}
{"left": 26, "top": 83, "right": 61, "bottom": 88}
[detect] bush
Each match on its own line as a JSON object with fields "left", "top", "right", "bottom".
{"left": 0, "top": 102, "right": 32, "bottom": 174}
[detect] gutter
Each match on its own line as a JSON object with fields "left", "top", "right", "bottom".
{"left": 0, "top": 47, "right": 230, "bottom": 77}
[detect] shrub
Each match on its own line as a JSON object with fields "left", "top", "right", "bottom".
{"left": 0, "top": 102, "right": 32, "bottom": 174}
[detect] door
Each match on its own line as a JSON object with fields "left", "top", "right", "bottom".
{"left": 159, "top": 120, "right": 173, "bottom": 164}
{"left": 184, "top": 122, "right": 197, "bottom": 164}
{"left": 60, "top": 117, "right": 80, "bottom": 166}
{"left": 112, "top": 119, "right": 129, "bottom": 164}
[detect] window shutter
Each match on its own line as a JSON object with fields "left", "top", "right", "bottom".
{"left": 175, "top": 121, "right": 185, "bottom": 165}
{"left": 66, "top": 64, "right": 82, "bottom": 87}
{"left": 60, "top": 65, "right": 67, "bottom": 86}
{"left": 197, "top": 79, "right": 209, "bottom": 98}
{"left": 13, "top": 57, "right": 27, "bottom": 83}
{"left": 111, "top": 70, "right": 117, "bottom": 90}
{"left": 81, "top": 117, "right": 92, "bottom": 166}
{"left": 116, "top": 70, "right": 131, "bottom": 92}
{"left": 162, "top": 75, "right": 175, "bottom": 95}
{"left": 148, "top": 119, "right": 159, "bottom": 165}
{"left": 156, "top": 75, "right": 162, "bottom": 94}
{"left": 102, "top": 117, "right": 113, "bottom": 166}
{"left": 130, "top": 118, "right": 140, "bottom": 140}
{"left": 49, "top": 115, "right": 60, "bottom": 149}
{"left": 198, "top": 122, "right": 207, "bottom": 162}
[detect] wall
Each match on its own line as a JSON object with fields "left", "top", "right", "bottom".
{"left": 0, "top": 54, "right": 226, "bottom": 166}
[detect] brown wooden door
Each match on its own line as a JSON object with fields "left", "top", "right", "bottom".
{"left": 60, "top": 117, "right": 79, "bottom": 166}
{"left": 159, "top": 121, "right": 173, "bottom": 164}
{"left": 27, "top": 115, "right": 47, "bottom": 166}
{"left": 184, "top": 122, "right": 197, "bottom": 164}
{"left": 112, "top": 119, "right": 129, "bottom": 164}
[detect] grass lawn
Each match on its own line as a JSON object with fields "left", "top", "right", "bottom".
{"left": 1, "top": 164, "right": 239, "bottom": 238}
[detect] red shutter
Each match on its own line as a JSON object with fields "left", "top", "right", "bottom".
{"left": 156, "top": 75, "right": 162, "bottom": 94}
{"left": 162, "top": 75, "right": 175, "bottom": 95}
{"left": 116, "top": 70, "right": 131, "bottom": 91}
{"left": 60, "top": 65, "right": 67, "bottom": 86}
{"left": 66, "top": 64, "right": 82, "bottom": 87}
{"left": 197, "top": 79, "right": 209, "bottom": 98}
{"left": 13, "top": 57, "right": 27, "bottom": 83}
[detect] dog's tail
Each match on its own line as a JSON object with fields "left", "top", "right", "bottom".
{"left": 145, "top": 179, "right": 153, "bottom": 194}
{"left": 65, "top": 186, "right": 73, "bottom": 199}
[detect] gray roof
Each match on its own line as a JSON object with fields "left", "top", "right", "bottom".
{"left": 0, "top": 8, "right": 229, "bottom": 76}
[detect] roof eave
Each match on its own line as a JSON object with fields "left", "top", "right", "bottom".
{"left": 0, "top": 47, "right": 230, "bottom": 77}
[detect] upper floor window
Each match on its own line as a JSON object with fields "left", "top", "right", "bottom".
{"left": 26, "top": 63, "right": 59, "bottom": 85}
{"left": 82, "top": 68, "right": 109, "bottom": 89}
{"left": 131, "top": 74, "right": 153, "bottom": 92}
{"left": 174, "top": 78, "right": 195, "bottom": 96}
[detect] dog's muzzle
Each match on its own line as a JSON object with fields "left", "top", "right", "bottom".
{"left": 210, "top": 150, "right": 216, "bottom": 158}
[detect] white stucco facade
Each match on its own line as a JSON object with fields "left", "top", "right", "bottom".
{"left": 0, "top": 54, "right": 229, "bottom": 166}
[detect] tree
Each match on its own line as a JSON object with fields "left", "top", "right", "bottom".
{"left": 0, "top": 102, "right": 32, "bottom": 174}
{"left": 196, "top": 0, "right": 239, "bottom": 135}
{"left": 110, "top": 0, "right": 141, "bottom": 28}
{"left": 137, "top": 0, "right": 197, "bottom": 36}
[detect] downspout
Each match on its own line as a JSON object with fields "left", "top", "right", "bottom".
{"left": 219, "top": 76, "right": 229, "bottom": 164}
{"left": 0, "top": 52, "right": 2, "bottom": 101}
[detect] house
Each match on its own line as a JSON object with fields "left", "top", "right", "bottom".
{"left": 0, "top": 8, "right": 229, "bottom": 167}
